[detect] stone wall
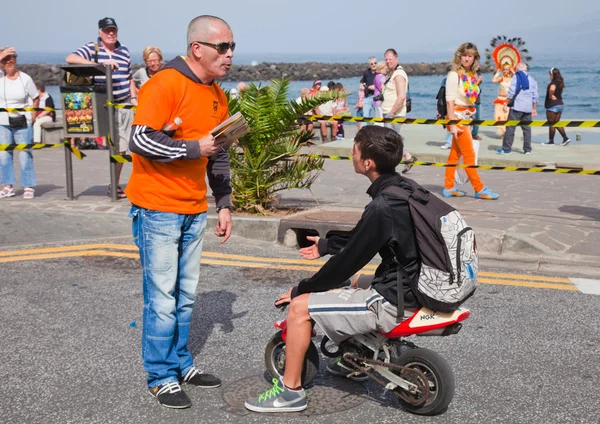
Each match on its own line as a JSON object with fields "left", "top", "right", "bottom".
{"left": 19, "top": 62, "right": 467, "bottom": 86}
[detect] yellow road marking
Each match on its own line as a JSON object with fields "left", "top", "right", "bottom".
{"left": 478, "top": 278, "right": 579, "bottom": 291}
{"left": 479, "top": 271, "right": 571, "bottom": 283}
{"left": 0, "top": 243, "right": 137, "bottom": 257}
{"left": 0, "top": 244, "right": 579, "bottom": 291}
{"left": 0, "top": 250, "right": 113, "bottom": 263}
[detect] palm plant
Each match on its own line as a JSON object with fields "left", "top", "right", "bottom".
{"left": 227, "top": 78, "right": 344, "bottom": 214}
{"left": 484, "top": 35, "right": 533, "bottom": 68}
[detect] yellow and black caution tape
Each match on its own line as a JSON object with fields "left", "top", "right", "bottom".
{"left": 0, "top": 107, "right": 56, "bottom": 113}
{"left": 294, "top": 154, "right": 600, "bottom": 175}
{"left": 110, "top": 154, "right": 132, "bottom": 163}
{"left": 305, "top": 114, "right": 600, "bottom": 128}
{"left": 62, "top": 140, "right": 86, "bottom": 160}
{"left": 0, "top": 143, "right": 62, "bottom": 152}
{"left": 0, "top": 141, "right": 85, "bottom": 159}
{"left": 105, "top": 100, "right": 137, "bottom": 110}
{"left": 110, "top": 152, "right": 599, "bottom": 174}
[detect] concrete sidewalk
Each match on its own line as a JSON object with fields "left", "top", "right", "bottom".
{"left": 318, "top": 123, "right": 600, "bottom": 170}
{"left": 1, "top": 137, "right": 599, "bottom": 277}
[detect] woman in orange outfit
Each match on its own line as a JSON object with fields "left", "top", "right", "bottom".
{"left": 443, "top": 42, "right": 499, "bottom": 200}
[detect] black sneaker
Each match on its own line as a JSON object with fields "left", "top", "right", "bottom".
{"left": 148, "top": 382, "right": 192, "bottom": 409}
{"left": 182, "top": 367, "right": 222, "bottom": 388}
{"left": 561, "top": 138, "right": 571, "bottom": 146}
{"left": 326, "top": 358, "right": 369, "bottom": 381}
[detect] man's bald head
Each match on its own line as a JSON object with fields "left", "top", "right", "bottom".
{"left": 187, "top": 15, "right": 231, "bottom": 48}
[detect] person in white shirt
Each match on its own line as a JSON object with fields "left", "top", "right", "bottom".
{"left": 0, "top": 47, "right": 39, "bottom": 199}
{"left": 33, "top": 81, "right": 55, "bottom": 143}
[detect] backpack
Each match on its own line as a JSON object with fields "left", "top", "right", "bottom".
{"left": 383, "top": 178, "right": 478, "bottom": 315}
{"left": 436, "top": 79, "right": 447, "bottom": 117}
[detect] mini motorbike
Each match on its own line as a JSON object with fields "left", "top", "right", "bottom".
{"left": 264, "top": 304, "right": 470, "bottom": 416}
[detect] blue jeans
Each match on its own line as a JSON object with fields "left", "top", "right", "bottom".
{"left": 471, "top": 103, "right": 481, "bottom": 137}
{"left": 444, "top": 130, "right": 452, "bottom": 147}
{"left": 0, "top": 125, "right": 36, "bottom": 187}
{"left": 363, "top": 96, "right": 374, "bottom": 119}
{"left": 129, "top": 206, "right": 208, "bottom": 388}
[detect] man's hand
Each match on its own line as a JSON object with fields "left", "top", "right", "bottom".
{"left": 214, "top": 208, "right": 232, "bottom": 243}
{"left": 275, "top": 288, "right": 293, "bottom": 306}
{"left": 299, "top": 235, "right": 321, "bottom": 260}
{"left": 198, "top": 134, "right": 226, "bottom": 157}
{"left": 532, "top": 109, "right": 537, "bottom": 118}
{"left": 104, "top": 59, "right": 119, "bottom": 71}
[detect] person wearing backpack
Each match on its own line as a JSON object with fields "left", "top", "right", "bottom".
{"left": 437, "top": 76, "right": 452, "bottom": 149}
{"left": 245, "top": 125, "right": 422, "bottom": 412}
{"left": 444, "top": 42, "right": 499, "bottom": 200}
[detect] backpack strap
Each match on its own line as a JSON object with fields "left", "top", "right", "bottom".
{"left": 383, "top": 184, "right": 415, "bottom": 321}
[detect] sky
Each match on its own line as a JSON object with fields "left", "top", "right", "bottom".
{"left": 2, "top": 0, "right": 600, "bottom": 57}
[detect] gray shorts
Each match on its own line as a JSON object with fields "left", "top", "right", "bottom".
{"left": 115, "top": 107, "right": 134, "bottom": 153}
{"left": 307, "top": 281, "right": 413, "bottom": 344}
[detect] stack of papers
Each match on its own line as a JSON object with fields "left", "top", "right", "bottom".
{"left": 211, "top": 112, "right": 249, "bottom": 149}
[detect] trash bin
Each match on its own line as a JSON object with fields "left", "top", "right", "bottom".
{"left": 59, "top": 64, "right": 109, "bottom": 138}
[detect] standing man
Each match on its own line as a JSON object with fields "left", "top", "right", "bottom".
{"left": 359, "top": 57, "right": 377, "bottom": 118}
{"left": 381, "top": 48, "right": 416, "bottom": 173}
{"left": 126, "top": 15, "right": 234, "bottom": 409}
{"left": 498, "top": 62, "right": 538, "bottom": 155}
{"left": 66, "top": 17, "right": 136, "bottom": 199}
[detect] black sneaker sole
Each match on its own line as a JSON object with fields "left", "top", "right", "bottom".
{"left": 148, "top": 389, "right": 192, "bottom": 409}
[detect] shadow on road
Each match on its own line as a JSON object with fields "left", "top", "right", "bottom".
{"left": 558, "top": 205, "right": 600, "bottom": 221}
{"left": 30, "top": 183, "right": 62, "bottom": 197}
{"left": 189, "top": 290, "right": 247, "bottom": 357}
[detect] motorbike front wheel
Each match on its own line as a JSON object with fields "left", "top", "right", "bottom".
{"left": 391, "top": 347, "right": 455, "bottom": 416}
{"left": 264, "top": 331, "right": 320, "bottom": 386}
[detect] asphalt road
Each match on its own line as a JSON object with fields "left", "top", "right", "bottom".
{"left": 1, "top": 234, "right": 598, "bottom": 424}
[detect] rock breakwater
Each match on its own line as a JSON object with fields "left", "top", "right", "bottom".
{"left": 20, "top": 62, "right": 462, "bottom": 86}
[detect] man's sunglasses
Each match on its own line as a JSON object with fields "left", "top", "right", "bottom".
{"left": 192, "top": 41, "right": 236, "bottom": 54}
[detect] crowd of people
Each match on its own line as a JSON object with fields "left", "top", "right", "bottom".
{"left": 1, "top": 27, "right": 574, "bottom": 202}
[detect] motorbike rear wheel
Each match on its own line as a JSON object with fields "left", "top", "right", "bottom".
{"left": 264, "top": 331, "right": 320, "bottom": 386}
{"left": 391, "top": 347, "right": 455, "bottom": 416}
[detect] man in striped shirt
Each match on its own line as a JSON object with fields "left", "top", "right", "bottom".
{"left": 66, "top": 17, "right": 136, "bottom": 198}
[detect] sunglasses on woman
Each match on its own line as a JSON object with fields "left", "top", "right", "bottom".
{"left": 192, "top": 41, "right": 236, "bottom": 54}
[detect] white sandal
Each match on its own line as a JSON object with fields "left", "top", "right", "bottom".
{"left": 23, "top": 187, "right": 35, "bottom": 200}
{"left": 0, "top": 186, "right": 15, "bottom": 198}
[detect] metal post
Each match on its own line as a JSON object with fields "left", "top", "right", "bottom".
{"left": 63, "top": 139, "right": 75, "bottom": 200}
{"left": 105, "top": 64, "right": 118, "bottom": 201}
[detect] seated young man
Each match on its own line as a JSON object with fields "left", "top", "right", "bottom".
{"left": 245, "top": 125, "right": 421, "bottom": 413}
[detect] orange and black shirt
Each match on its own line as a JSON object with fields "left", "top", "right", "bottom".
{"left": 125, "top": 56, "right": 231, "bottom": 214}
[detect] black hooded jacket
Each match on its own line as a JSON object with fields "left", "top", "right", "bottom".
{"left": 292, "top": 172, "right": 420, "bottom": 309}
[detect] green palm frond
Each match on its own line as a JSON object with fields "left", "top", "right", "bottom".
{"left": 226, "top": 78, "right": 341, "bottom": 214}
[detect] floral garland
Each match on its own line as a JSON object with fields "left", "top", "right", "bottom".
{"left": 461, "top": 71, "right": 480, "bottom": 103}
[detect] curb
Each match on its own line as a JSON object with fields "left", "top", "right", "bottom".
{"left": 211, "top": 210, "right": 600, "bottom": 278}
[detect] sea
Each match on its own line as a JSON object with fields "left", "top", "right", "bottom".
{"left": 19, "top": 51, "right": 599, "bottom": 121}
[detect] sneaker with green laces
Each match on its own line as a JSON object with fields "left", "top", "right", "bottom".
{"left": 326, "top": 357, "right": 369, "bottom": 381}
{"left": 244, "top": 377, "right": 307, "bottom": 413}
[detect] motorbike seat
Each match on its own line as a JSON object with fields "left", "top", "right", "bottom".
{"left": 382, "top": 307, "right": 470, "bottom": 338}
